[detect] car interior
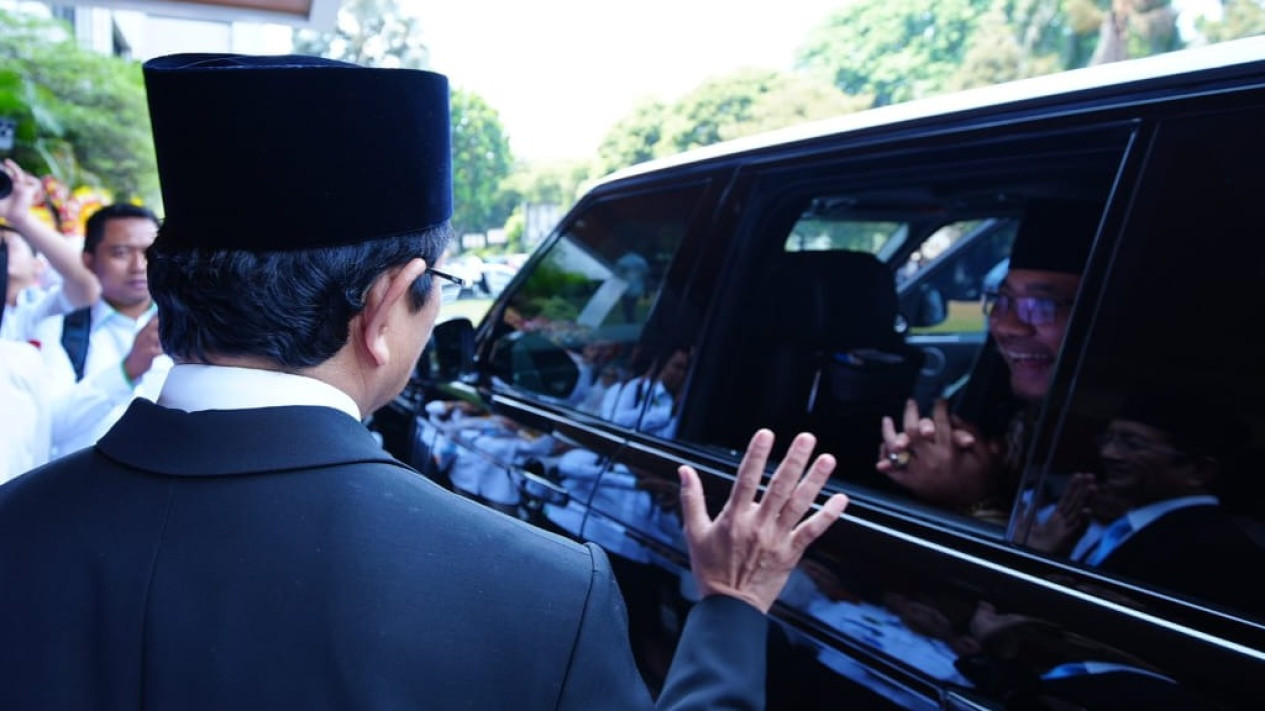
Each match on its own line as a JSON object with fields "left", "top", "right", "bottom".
{"left": 686, "top": 132, "right": 1129, "bottom": 505}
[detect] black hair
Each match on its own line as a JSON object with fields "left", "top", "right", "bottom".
{"left": 147, "top": 222, "right": 452, "bottom": 369}
{"left": 83, "top": 203, "right": 161, "bottom": 254}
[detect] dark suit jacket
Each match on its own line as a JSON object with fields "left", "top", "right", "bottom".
{"left": 1098, "top": 503, "right": 1265, "bottom": 617}
{"left": 0, "top": 401, "right": 767, "bottom": 710}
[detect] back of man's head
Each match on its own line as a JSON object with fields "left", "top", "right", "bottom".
{"left": 84, "top": 203, "right": 160, "bottom": 255}
{"left": 141, "top": 54, "right": 453, "bottom": 368}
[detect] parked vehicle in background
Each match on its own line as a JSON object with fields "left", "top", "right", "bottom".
{"left": 371, "top": 37, "right": 1265, "bottom": 709}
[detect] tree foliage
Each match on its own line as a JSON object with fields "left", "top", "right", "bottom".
{"left": 502, "top": 158, "right": 592, "bottom": 210}
{"left": 292, "top": 0, "right": 428, "bottom": 69}
{"left": 796, "top": 0, "right": 994, "bottom": 106}
{"left": 451, "top": 88, "right": 514, "bottom": 237}
{"left": 796, "top": 0, "right": 1180, "bottom": 106}
{"left": 594, "top": 98, "right": 670, "bottom": 178}
{"left": 1199, "top": 0, "right": 1265, "bottom": 42}
{"left": 0, "top": 9, "right": 157, "bottom": 204}
{"left": 594, "top": 69, "right": 866, "bottom": 177}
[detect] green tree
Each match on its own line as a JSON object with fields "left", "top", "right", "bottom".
{"left": 796, "top": 0, "right": 993, "bottom": 106}
{"left": 948, "top": 1, "right": 1071, "bottom": 90}
{"left": 0, "top": 9, "right": 157, "bottom": 204}
{"left": 594, "top": 97, "right": 670, "bottom": 177}
{"left": 594, "top": 69, "right": 866, "bottom": 177}
{"left": 1199, "top": 0, "right": 1265, "bottom": 41}
{"left": 1082, "top": 0, "right": 1181, "bottom": 65}
{"left": 797, "top": 0, "right": 1179, "bottom": 105}
{"left": 501, "top": 205, "right": 525, "bottom": 254}
{"left": 503, "top": 158, "right": 592, "bottom": 210}
{"left": 660, "top": 68, "right": 869, "bottom": 154}
{"left": 450, "top": 88, "right": 514, "bottom": 237}
{"left": 292, "top": 0, "right": 428, "bottom": 69}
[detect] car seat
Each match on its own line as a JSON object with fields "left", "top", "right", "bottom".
{"left": 755, "top": 250, "right": 924, "bottom": 483}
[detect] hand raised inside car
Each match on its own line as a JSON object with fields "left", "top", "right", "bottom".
{"left": 1022, "top": 472, "right": 1096, "bottom": 555}
{"left": 679, "top": 429, "right": 849, "bottom": 614}
{"left": 876, "top": 399, "right": 999, "bottom": 510}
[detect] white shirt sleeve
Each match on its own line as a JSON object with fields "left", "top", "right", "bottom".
{"left": 0, "top": 342, "right": 53, "bottom": 483}
{"left": 1, "top": 285, "right": 74, "bottom": 343}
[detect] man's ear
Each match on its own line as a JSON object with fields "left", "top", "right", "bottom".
{"left": 358, "top": 258, "right": 427, "bottom": 368}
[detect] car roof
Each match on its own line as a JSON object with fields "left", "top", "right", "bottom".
{"left": 594, "top": 36, "right": 1265, "bottom": 188}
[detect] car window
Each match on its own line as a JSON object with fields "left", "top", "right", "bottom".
{"left": 784, "top": 207, "right": 909, "bottom": 254}
{"left": 899, "top": 218, "right": 1018, "bottom": 336}
{"left": 683, "top": 125, "right": 1132, "bottom": 530}
{"left": 484, "top": 184, "right": 708, "bottom": 414}
{"left": 1012, "top": 104, "right": 1265, "bottom": 621}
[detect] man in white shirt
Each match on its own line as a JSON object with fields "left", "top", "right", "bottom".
{"left": 1, "top": 159, "right": 102, "bottom": 343}
{"left": 32, "top": 203, "right": 170, "bottom": 459}
{"left": 0, "top": 340, "right": 51, "bottom": 483}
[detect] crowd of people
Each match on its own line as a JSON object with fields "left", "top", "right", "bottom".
{"left": 1, "top": 159, "right": 167, "bottom": 483}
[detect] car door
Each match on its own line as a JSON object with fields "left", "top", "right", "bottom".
{"left": 399, "top": 176, "right": 728, "bottom": 540}
{"left": 1004, "top": 98, "right": 1265, "bottom": 709}
{"left": 597, "top": 119, "right": 1140, "bottom": 709}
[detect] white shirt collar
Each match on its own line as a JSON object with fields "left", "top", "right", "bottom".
{"left": 157, "top": 363, "right": 362, "bottom": 421}
{"left": 1070, "top": 494, "right": 1218, "bottom": 562}
{"left": 1124, "top": 494, "right": 1218, "bottom": 533}
{"left": 90, "top": 298, "right": 156, "bottom": 331}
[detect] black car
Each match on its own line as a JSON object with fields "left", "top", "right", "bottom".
{"left": 372, "top": 37, "right": 1265, "bottom": 710}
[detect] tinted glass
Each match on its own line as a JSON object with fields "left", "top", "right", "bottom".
{"left": 1014, "top": 104, "right": 1265, "bottom": 621}
{"left": 485, "top": 184, "right": 707, "bottom": 411}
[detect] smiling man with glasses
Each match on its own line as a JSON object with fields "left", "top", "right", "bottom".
{"left": 878, "top": 200, "right": 1102, "bottom": 515}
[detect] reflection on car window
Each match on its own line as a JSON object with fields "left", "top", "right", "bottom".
{"left": 486, "top": 184, "right": 706, "bottom": 413}
{"left": 687, "top": 130, "right": 1129, "bottom": 530}
{"left": 784, "top": 210, "right": 908, "bottom": 254}
{"left": 901, "top": 219, "right": 1017, "bottom": 336}
{"left": 1013, "top": 106, "right": 1265, "bottom": 621}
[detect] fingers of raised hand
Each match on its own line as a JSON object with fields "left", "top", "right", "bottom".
{"left": 950, "top": 428, "right": 977, "bottom": 449}
{"left": 881, "top": 416, "right": 898, "bottom": 445}
{"left": 678, "top": 465, "right": 709, "bottom": 540}
{"left": 917, "top": 417, "right": 936, "bottom": 439}
{"left": 902, "top": 398, "right": 921, "bottom": 434}
{"left": 776, "top": 452, "right": 837, "bottom": 529}
{"left": 791, "top": 493, "right": 849, "bottom": 552}
{"left": 755, "top": 432, "right": 817, "bottom": 523}
{"left": 730, "top": 428, "right": 774, "bottom": 509}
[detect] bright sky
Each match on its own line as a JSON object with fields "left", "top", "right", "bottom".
{"left": 406, "top": 0, "right": 845, "bottom": 162}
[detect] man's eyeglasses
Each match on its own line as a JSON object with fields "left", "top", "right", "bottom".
{"left": 427, "top": 267, "right": 468, "bottom": 288}
{"left": 1096, "top": 429, "right": 1186, "bottom": 458}
{"left": 982, "top": 291, "right": 1073, "bottom": 326}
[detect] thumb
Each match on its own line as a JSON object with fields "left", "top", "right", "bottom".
{"left": 950, "top": 429, "right": 976, "bottom": 448}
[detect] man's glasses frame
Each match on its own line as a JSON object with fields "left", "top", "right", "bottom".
{"left": 981, "top": 290, "right": 1073, "bottom": 326}
{"left": 427, "top": 267, "right": 469, "bottom": 288}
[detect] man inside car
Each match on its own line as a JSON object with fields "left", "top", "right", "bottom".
{"left": 876, "top": 200, "right": 1102, "bottom": 519}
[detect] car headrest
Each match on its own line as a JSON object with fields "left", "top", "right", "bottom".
{"left": 764, "top": 250, "right": 900, "bottom": 351}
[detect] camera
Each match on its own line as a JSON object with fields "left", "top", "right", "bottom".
{"left": 0, "top": 170, "right": 11, "bottom": 200}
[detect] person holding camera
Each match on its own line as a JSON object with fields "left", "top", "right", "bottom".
{"left": 1, "top": 159, "right": 102, "bottom": 343}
